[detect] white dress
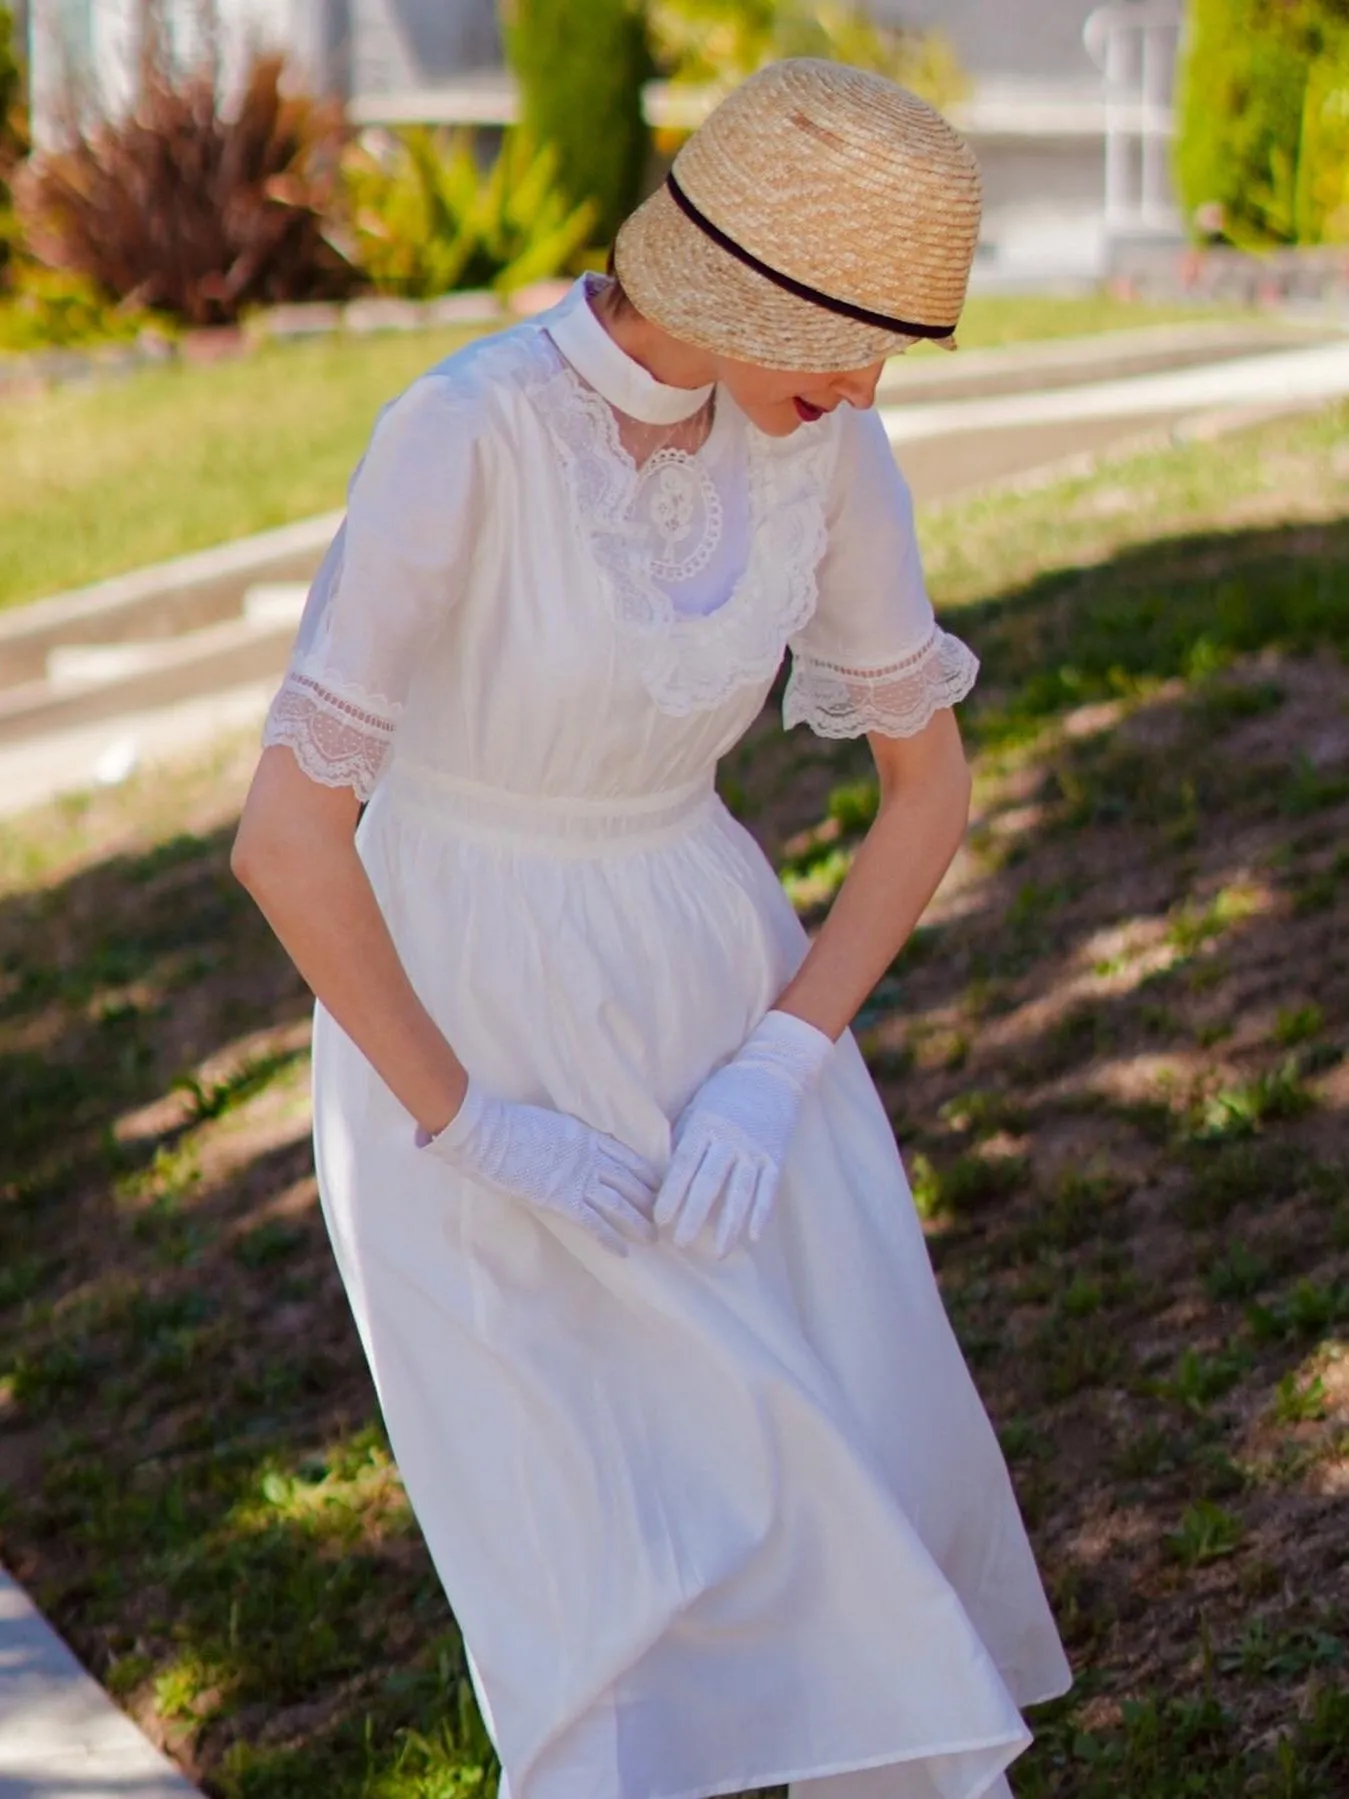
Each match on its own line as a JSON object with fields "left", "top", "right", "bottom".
{"left": 263, "top": 277, "right": 1071, "bottom": 1799}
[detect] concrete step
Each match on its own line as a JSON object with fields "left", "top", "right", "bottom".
{"left": 0, "top": 614, "right": 293, "bottom": 749}
{"left": 0, "top": 585, "right": 307, "bottom": 747}
{"left": 874, "top": 316, "right": 1337, "bottom": 408}
{"left": 880, "top": 336, "right": 1349, "bottom": 447}
{"left": 0, "top": 516, "right": 335, "bottom": 691}
{"left": 43, "top": 585, "right": 307, "bottom": 690}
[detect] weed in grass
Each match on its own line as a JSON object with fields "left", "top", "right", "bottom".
{"left": 1282, "top": 755, "right": 1349, "bottom": 818}
{"left": 1018, "top": 1690, "right": 1244, "bottom": 1799}
{"left": 1033, "top": 1002, "right": 1115, "bottom": 1079}
{"left": 1060, "top": 1273, "right": 1105, "bottom": 1319}
{"left": 1189, "top": 677, "right": 1286, "bottom": 727}
{"left": 1205, "top": 1240, "right": 1271, "bottom": 1303}
{"left": 0, "top": 1255, "right": 47, "bottom": 1309}
{"left": 996, "top": 1416, "right": 1042, "bottom": 1462}
{"left": 1189, "top": 1445, "right": 1248, "bottom": 1501}
{"left": 1180, "top": 1140, "right": 1282, "bottom": 1226}
{"left": 116, "top": 1140, "right": 203, "bottom": 1213}
{"left": 6, "top": 1340, "right": 98, "bottom": 1413}
{"left": 1274, "top": 1003, "right": 1325, "bottom": 1048}
{"left": 1166, "top": 885, "right": 1259, "bottom": 959}
{"left": 1188, "top": 1057, "right": 1317, "bottom": 1143}
{"left": 173, "top": 1050, "right": 301, "bottom": 1124}
{"left": 1113, "top": 1423, "right": 1186, "bottom": 1481}
{"left": 1218, "top": 1618, "right": 1346, "bottom": 1683}
{"left": 1247, "top": 1280, "right": 1349, "bottom": 1343}
{"left": 908, "top": 1149, "right": 1027, "bottom": 1222}
{"left": 937, "top": 1088, "right": 1029, "bottom": 1140}
{"left": 1166, "top": 1499, "right": 1244, "bottom": 1565}
{"left": 1028, "top": 1167, "right": 1127, "bottom": 1255}
{"left": 1275, "top": 1682, "right": 1349, "bottom": 1795}
{"left": 233, "top": 1219, "right": 309, "bottom": 1269}
{"left": 1270, "top": 1371, "right": 1329, "bottom": 1426}
{"left": 1292, "top": 847, "right": 1349, "bottom": 915}
{"left": 1156, "top": 1345, "right": 1250, "bottom": 1415}
{"left": 1036, "top": 1316, "right": 1125, "bottom": 1400}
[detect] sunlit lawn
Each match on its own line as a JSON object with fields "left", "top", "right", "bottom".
{"left": 0, "top": 403, "right": 1347, "bottom": 1797}
{"left": 0, "top": 290, "right": 1245, "bottom": 612}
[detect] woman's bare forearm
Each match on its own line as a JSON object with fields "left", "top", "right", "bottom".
{"left": 231, "top": 747, "right": 466, "bottom": 1135}
{"left": 775, "top": 707, "right": 972, "bottom": 1041}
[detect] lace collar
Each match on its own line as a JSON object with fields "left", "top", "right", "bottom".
{"left": 544, "top": 277, "right": 715, "bottom": 426}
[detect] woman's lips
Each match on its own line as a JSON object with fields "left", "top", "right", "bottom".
{"left": 794, "top": 397, "right": 824, "bottom": 423}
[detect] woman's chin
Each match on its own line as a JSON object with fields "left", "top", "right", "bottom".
{"left": 747, "top": 405, "right": 806, "bottom": 438}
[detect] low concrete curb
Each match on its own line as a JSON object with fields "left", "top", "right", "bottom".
{"left": 0, "top": 1570, "right": 201, "bottom": 1798}
{"left": 0, "top": 514, "right": 340, "bottom": 690}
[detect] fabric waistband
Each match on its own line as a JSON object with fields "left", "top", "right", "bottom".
{"left": 379, "top": 758, "right": 720, "bottom": 851}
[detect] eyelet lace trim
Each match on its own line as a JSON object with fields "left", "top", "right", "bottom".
{"left": 783, "top": 625, "right": 980, "bottom": 739}
{"left": 522, "top": 329, "right": 838, "bottom": 717}
{"left": 263, "top": 665, "right": 402, "bottom": 802}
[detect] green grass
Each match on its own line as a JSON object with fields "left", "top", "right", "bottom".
{"left": 1, "top": 399, "right": 1347, "bottom": 1796}
{"left": 0, "top": 289, "right": 1246, "bottom": 612}
{"left": 0, "top": 326, "right": 481, "bottom": 610}
{"left": 919, "top": 289, "right": 1245, "bottom": 354}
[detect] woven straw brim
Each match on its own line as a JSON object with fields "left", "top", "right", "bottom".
{"left": 615, "top": 184, "right": 930, "bottom": 372}
{"left": 613, "top": 59, "right": 981, "bottom": 373}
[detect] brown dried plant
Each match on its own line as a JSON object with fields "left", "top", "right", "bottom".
{"left": 18, "top": 34, "right": 356, "bottom": 326}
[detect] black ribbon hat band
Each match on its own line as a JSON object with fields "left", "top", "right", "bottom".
{"left": 664, "top": 172, "right": 957, "bottom": 342}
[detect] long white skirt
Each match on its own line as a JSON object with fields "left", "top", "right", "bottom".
{"left": 313, "top": 768, "right": 1071, "bottom": 1799}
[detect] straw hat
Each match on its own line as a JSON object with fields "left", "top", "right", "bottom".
{"left": 614, "top": 59, "right": 983, "bottom": 372}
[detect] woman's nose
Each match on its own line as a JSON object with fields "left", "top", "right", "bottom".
{"left": 831, "top": 363, "right": 884, "bottom": 409}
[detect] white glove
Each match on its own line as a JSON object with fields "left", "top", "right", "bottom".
{"left": 421, "top": 1081, "right": 660, "bottom": 1258}
{"left": 654, "top": 1010, "right": 834, "bottom": 1259}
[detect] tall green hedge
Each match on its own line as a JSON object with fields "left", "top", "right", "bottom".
{"left": 1175, "top": 0, "right": 1349, "bottom": 246}
{"left": 504, "top": 0, "right": 651, "bottom": 246}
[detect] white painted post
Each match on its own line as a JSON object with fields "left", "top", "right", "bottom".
{"left": 1086, "top": 3, "right": 1182, "bottom": 240}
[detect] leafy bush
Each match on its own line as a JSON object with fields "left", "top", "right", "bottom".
{"left": 1295, "top": 26, "right": 1349, "bottom": 243}
{"left": 0, "top": 1, "right": 28, "bottom": 290}
{"left": 343, "top": 127, "right": 598, "bottom": 298}
{"left": 0, "top": 266, "right": 153, "bottom": 352}
{"left": 504, "top": 0, "right": 651, "bottom": 243}
{"left": 1175, "top": 0, "right": 1349, "bottom": 246}
{"left": 18, "top": 46, "right": 355, "bottom": 325}
{"left": 650, "top": 0, "right": 966, "bottom": 108}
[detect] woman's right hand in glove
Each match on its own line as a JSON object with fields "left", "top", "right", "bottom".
{"left": 420, "top": 1080, "right": 660, "bottom": 1257}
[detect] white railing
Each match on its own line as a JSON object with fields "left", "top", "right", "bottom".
{"left": 1084, "top": 1, "right": 1183, "bottom": 235}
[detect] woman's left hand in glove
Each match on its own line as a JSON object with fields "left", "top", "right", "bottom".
{"left": 654, "top": 1009, "right": 835, "bottom": 1259}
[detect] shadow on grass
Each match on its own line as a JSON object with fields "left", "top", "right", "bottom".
{"left": 0, "top": 510, "right": 1347, "bottom": 1796}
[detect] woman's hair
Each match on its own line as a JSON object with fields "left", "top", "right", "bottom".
{"left": 604, "top": 246, "right": 636, "bottom": 316}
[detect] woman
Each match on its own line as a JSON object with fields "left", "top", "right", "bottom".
{"left": 233, "top": 58, "right": 1070, "bottom": 1799}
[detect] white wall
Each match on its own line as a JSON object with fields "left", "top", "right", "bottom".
{"left": 29, "top": 0, "right": 302, "bottom": 147}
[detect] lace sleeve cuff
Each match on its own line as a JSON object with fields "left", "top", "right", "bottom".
{"left": 262, "top": 669, "right": 402, "bottom": 803}
{"left": 783, "top": 625, "right": 979, "bottom": 740}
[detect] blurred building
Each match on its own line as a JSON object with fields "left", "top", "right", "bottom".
{"left": 25, "top": 0, "right": 1184, "bottom": 285}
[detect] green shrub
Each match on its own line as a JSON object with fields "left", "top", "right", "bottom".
{"left": 1295, "top": 25, "right": 1349, "bottom": 243}
{"left": 1175, "top": 0, "right": 1349, "bottom": 247}
{"left": 342, "top": 127, "right": 598, "bottom": 298}
{"left": 650, "top": 0, "right": 966, "bottom": 107}
{"left": 0, "top": 265, "right": 152, "bottom": 353}
{"left": 0, "top": 2, "right": 27, "bottom": 291}
{"left": 504, "top": 0, "right": 651, "bottom": 244}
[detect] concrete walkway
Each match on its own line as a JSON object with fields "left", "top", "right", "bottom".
{"left": 0, "top": 1573, "right": 199, "bottom": 1797}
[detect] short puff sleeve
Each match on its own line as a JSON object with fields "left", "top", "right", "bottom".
{"left": 783, "top": 405, "right": 978, "bottom": 739}
{"left": 262, "top": 375, "right": 479, "bottom": 800}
